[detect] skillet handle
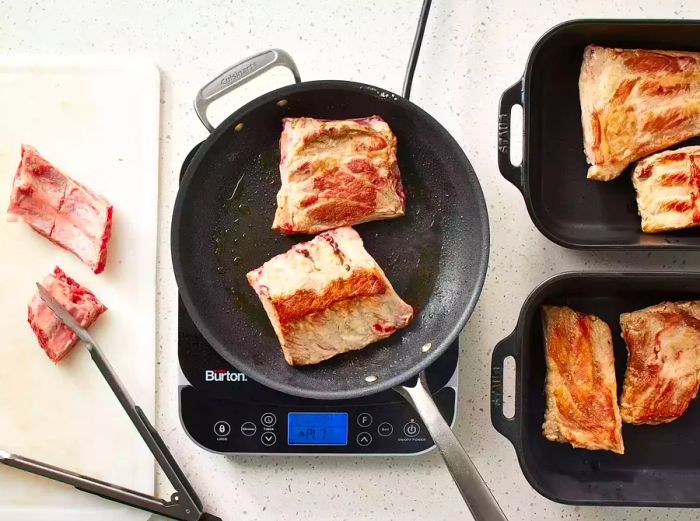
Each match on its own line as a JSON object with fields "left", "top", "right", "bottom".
{"left": 396, "top": 373, "right": 508, "bottom": 521}
{"left": 497, "top": 80, "right": 524, "bottom": 191}
{"left": 490, "top": 331, "right": 521, "bottom": 448}
{"left": 194, "top": 49, "right": 301, "bottom": 133}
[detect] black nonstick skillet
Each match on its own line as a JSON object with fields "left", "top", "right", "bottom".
{"left": 171, "top": 1, "right": 504, "bottom": 518}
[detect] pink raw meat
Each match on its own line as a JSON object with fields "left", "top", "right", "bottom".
{"left": 28, "top": 266, "right": 107, "bottom": 362}
{"left": 7, "top": 145, "right": 113, "bottom": 274}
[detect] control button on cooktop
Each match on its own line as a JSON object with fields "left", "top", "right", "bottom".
{"left": 356, "top": 432, "right": 373, "bottom": 446}
{"left": 403, "top": 421, "right": 420, "bottom": 437}
{"left": 214, "top": 421, "right": 231, "bottom": 437}
{"left": 356, "top": 412, "right": 373, "bottom": 428}
{"left": 240, "top": 422, "right": 257, "bottom": 436}
{"left": 261, "top": 432, "right": 277, "bottom": 446}
{"left": 261, "top": 412, "right": 277, "bottom": 427}
{"left": 377, "top": 422, "right": 393, "bottom": 437}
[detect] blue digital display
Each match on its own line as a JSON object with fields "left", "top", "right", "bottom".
{"left": 287, "top": 412, "right": 348, "bottom": 445}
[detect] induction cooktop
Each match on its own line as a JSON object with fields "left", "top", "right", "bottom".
{"left": 176, "top": 143, "right": 458, "bottom": 455}
{"left": 177, "top": 297, "right": 458, "bottom": 455}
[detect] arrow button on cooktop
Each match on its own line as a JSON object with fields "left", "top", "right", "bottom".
{"left": 261, "top": 432, "right": 277, "bottom": 446}
{"left": 356, "top": 432, "right": 373, "bottom": 446}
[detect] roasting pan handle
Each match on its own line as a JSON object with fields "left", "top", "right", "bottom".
{"left": 490, "top": 331, "right": 520, "bottom": 448}
{"left": 194, "top": 49, "right": 301, "bottom": 133}
{"left": 497, "top": 80, "right": 524, "bottom": 191}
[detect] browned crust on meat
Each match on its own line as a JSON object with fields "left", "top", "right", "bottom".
{"left": 542, "top": 305, "right": 624, "bottom": 454}
{"left": 272, "top": 117, "right": 405, "bottom": 234}
{"left": 271, "top": 269, "right": 388, "bottom": 328}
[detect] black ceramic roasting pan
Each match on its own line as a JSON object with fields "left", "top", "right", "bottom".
{"left": 490, "top": 272, "right": 700, "bottom": 506}
{"left": 498, "top": 19, "right": 700, "bottom": 249}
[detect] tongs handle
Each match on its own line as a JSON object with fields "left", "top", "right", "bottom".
{"left": 86, "top": 341, "right": 206, "bottom": 518}
{"left": 0, "top": 450, "right": 220, "bottom": 521}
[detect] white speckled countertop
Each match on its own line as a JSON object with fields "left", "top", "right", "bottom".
{"left": 5, "top": 1, "right": 700, "bottom": 520}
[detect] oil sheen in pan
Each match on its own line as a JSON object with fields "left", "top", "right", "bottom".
{"left": 213, "top": 144, "right": 288, "bottom": 339}
{"left": 211, "top": 140, "right": 443, "bottom": 341}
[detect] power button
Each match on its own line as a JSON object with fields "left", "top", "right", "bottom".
{"left": 403, "top": 421, "right": 420, "bottom": 437}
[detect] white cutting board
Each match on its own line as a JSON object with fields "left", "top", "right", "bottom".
{"left": 0, "top": 57, "right": 159, "bottom": 521}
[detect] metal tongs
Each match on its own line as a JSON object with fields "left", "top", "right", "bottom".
{"left": 0, "top": 284, "right": 221, "bottom": 521}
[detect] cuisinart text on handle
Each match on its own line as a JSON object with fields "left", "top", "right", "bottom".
{"left": 220, "top": 62, "right": 257, "bottom": 86}
{"left": 205, "top": 369, "right": 248, "bottom": 382}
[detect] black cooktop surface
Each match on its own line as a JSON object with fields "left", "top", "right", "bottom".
{"left": 178, "top": 298, "right": 459, "bottom": 454}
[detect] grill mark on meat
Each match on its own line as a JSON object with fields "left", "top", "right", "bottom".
{"left": 658, "top": 171, "right": 690, "bottom": 186}
{"left": 659, "top": 152, "right": 688, "bottom": 163}
{"left": 662, "top": 198, "right": 694, "bottom": 213}
{"left": 690, "top": 156, "right": 700, "bottom": 223}
{"left": 633, "top": 148, "right": 700, "bottom": 230}
{"left": 272, "top": 269, "right": 388, "bottom": 327}
{"left": 637, "top": 164, "right": 653, "bottom": 179}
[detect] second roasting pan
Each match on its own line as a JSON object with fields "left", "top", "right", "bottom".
{"left": 490, "top": 272, "right": 700, "bottom": 506}
{"left": 498, "top": 19, "right": 700, "bottom": 249}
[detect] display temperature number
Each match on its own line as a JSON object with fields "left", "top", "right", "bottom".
{"left": 287, "top": 412, "right": 348, "bottom": 445}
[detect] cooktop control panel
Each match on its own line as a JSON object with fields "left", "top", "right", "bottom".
{"left": 178, "top": 298, "right": 458, "bottom": 456}
{"left": 180, "top": 385, "right": 456, "bottom": 455}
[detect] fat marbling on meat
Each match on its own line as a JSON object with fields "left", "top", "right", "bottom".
{"left": 272, "top": 116, "right": 406, "bottom": 234}
{"left": 27, "top": 266, "right": 107, "bottom": 362}
{"left": 632, "top": 146, "right": 700, "bottom": 232}
{"left": 7, "top": 145, "right": 113, "bottom": 274}
{"left": 620, "top": 301, "right": 700, "bottom": 425}
{"left": 247, "top": 227, "right": 413, "bottom": 366}
{"left": 579, "top": 45, "right": 700, "bottom": 181}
